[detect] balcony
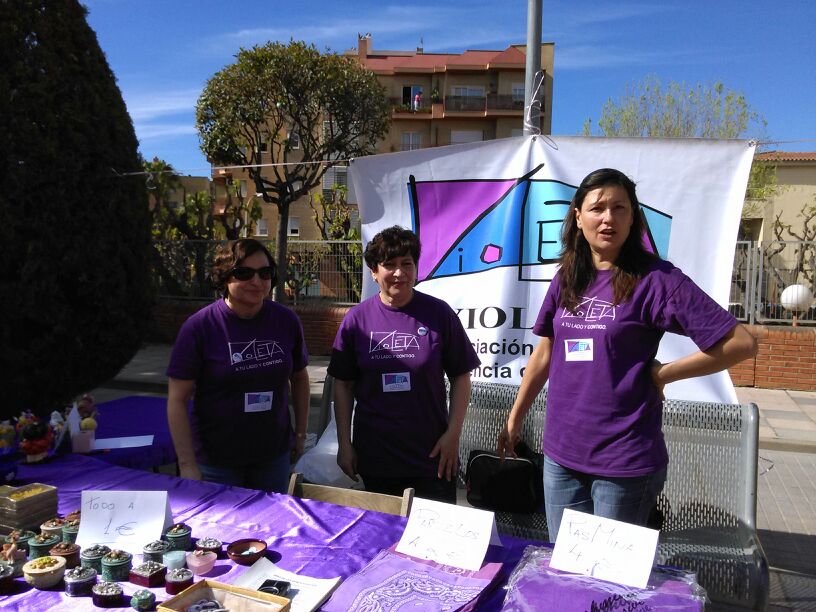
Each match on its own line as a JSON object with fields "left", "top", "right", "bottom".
{"left": 389, "top": 97, "right": 432, "bottom": 117}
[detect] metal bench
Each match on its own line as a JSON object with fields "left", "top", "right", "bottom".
{"left": 458, "top": 380, "right": 769, "bottom": 610}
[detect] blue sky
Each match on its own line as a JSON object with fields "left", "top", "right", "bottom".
{"left": 84, "top": 0, "right": 816, "bottom": 176}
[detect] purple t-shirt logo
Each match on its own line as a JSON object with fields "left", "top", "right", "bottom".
{"left": 565, "top": 339, "right": 594, "bottom": 361}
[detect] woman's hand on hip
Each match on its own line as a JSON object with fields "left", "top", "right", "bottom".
{"left": 650, "top": 359, "right": 666, "bottom": 401}
{"left": 430, "top": 430, "right": 460, "bottom": 482}
{"left": 336, "top": 443, "right": 359, "bottom": 482}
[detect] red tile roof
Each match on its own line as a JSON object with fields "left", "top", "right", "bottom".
{"left": 756, "top": 151, "right": 816, "bottom": 162}
{"left": 356, "top": 47, "right": 527, "bottom": 74}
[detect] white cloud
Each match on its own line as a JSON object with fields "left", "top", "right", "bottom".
{"left": 124, "top": 88, "right": 201, "bottom": 122}
{"left": 135, "top": 123, "right": 198, "bottom": 141}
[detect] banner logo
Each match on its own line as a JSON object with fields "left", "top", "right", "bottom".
{"left": 407, "top": 166, "right": 672, "bottom": 283}
{"left": 229, "top": 339, "right": 284, "bottom": 365}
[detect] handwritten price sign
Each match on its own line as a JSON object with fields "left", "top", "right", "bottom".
{"left": 550, "top": 509, "right": 659, "bottom": 589}
{"left": 396, "top": 497, "right": 501, "bottom": 571}
{"left": 76, "top": 491, "right": 173, "bottom": 556}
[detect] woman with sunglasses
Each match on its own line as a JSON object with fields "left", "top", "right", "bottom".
{"left": 166, "top": 239, "right": 310, "bottom": 492}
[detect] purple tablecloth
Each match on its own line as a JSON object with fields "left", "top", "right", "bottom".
{"left": 3, "top": 454, "right": 526, "bottom": 610}
{"left": 89, "top": 396, "right": 176, "bottom": 470}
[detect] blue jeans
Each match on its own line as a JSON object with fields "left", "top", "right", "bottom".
{"left": 199, "top": 451, "right": 290, "bottom": 493}
{"left": 544, "top": 455, "right": 666, "bottom": 542}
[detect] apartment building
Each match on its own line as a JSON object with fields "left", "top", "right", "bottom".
{"left": 213, "top": 33, "right": 555, "bottom": 242}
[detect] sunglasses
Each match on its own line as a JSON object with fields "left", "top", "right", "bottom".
{"left": 229, "top": 266, "right": 274, "bottom": 281}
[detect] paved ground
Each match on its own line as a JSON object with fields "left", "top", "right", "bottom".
{"left": 93, "top": 343, "right": 816, "bottom": 610}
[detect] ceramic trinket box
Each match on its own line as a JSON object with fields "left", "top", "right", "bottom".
{"left": 129, "top": 559, "right": 167, "bottom": 587}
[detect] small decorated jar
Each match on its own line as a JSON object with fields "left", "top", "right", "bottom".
{"left": 0, "top": 563, "right": 15, "bottom": 595}
{"left": 164, "top": 523, "right": 192, "bottom": 551}
{"left": 80, "top": 544, "right": 111, "bottom": 573}
{"left": 40, "top": 517, "right": 65, "bottom": 538}
{"left": 91, "top": 581, "right": 123, "bottom": 608}
{"left": 195, "top": 536, "right": 222, "bottom": 556}
{"left": 162, "top": 549, "right": 186, "bottom": 570}
{"left": 142, "top": 539, "right": 171, "bottom": 563}
{"left": 165, "top": 567, "right": 194, "bottom": 595}
{"left": 4, "top": 530, "right": 35, "bottom": 553}
{"left": 49, "top": 541, "right": 80, "bottom": 568}
{"left": 101, "top": 549, "right": 132, "bottom": 582}
{"left": 64, "top": 565, "right": 98, "bottom": 596}
{"left": 186, "top": 549, "right": 216, "bottom": 576}
{"left": 129, "top": 560, "right": 167, "bottom": 587}
{"left": 27, "top": 532, "right": 61, "bottom": 560}
{"left": 62, "top": 519, "right": 81, "bottom": 544}
{"left": 22, "top": 555, "right": 67, "bottom": 589}
{"left": 130, "top": 588, "right": 157, "bottom": 610}
{"left": 65, "top": 509, "right": 81, "bottom": 522}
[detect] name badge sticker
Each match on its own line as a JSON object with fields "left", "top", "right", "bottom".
{"left": 245, "top": 392, "right": 273, "bottom": 412}
{"left": 382, "top": 372, "right": 411, "bottom": 392}
{"left": 564, "top": 339, "right": 593, "bottom": 362}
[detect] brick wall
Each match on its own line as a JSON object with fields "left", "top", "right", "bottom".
{"left": 148, "top": 299, "right": 349, "bottom": 356}
{"left": 728, "top": 324, "right": 816, "bottom": 391}
{"left": 150, "top": 302, "right": 815, "bottom": 390}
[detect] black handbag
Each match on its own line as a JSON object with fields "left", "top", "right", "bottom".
{"left": 465, "top": 442, "right": 544, "bottom": 513}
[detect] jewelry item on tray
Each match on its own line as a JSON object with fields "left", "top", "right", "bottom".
{"left": 186, "top": 598, "right": 229, "bottom": 612}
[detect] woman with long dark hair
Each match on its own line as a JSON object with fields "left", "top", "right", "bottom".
{"left": 497, "top": 168, "right": 757, "bottom": 539}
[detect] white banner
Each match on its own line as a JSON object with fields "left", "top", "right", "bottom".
{"left": 350, "top": 136, "right": 754, "bottom": 402}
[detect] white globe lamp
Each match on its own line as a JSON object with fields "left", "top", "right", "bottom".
{"left": 780, "top": 284, "right": 814, "bottom": 326}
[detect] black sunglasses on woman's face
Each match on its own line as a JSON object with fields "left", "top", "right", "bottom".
{"left": 229, "top": 266, "right": 274, "bottom": 281}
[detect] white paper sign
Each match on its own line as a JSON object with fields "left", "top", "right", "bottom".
{"left": 233, "top": 557, "right": 341, "bottom": 612}
{"left": 76, "top": 490, "right": 173, "bottom": 556}
{"left": 92, "top": 435, "right": 154, "bottom": 450}
{"left": 395, "top": 497, "right": 501, "bottom": 571}
{"left": 550, "top": 509, "right": 659, "bottom": 589}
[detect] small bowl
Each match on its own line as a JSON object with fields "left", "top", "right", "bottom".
{"left": 226, "top": 539, "right": 267, "bottom": 566}
{"left": 23, "top": 555, "right": 67, "bottom": 589}
{"left": 185, "top": 550, "right": 216, "bottom": 575}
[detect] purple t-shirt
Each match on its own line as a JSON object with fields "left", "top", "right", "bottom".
{"left": 328, "top": 291, "right": 481, "bottom": 478}
{"left": 534, "top": 260, "right": 737, "bottom": 477}
{"left": 166, "top": 299, "right": 308, "bottom": 467}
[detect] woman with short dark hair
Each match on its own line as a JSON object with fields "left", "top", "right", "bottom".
{"left": 330, "top": 226, "right": 480, "bottom": 503}
{"left": 166, "top": 238, "right": 310, "bottom": 492}
{"left": 498, "top": 168, "right": 757, "bottom": 539}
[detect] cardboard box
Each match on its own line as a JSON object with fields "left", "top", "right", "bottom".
{"left": 158, "top": 579, "right": 290, "bottom": 611}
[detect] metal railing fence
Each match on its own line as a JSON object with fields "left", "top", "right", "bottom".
{"left": 151, "top": 239, "right": 363, "bottom": 304}
{"left": 730, "top": 240, "right": 815, "bottom": 325}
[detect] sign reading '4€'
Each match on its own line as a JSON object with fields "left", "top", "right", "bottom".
{"left": 76, "top": 490, "right": 173, "bottom": 557}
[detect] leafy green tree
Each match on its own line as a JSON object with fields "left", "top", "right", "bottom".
{"left": 583, "top": 76, "right": 778, "bottom": 213}
{"left": 196, "top": 40, "right": 389, "bottom": 301}
{"left": 310, "top": 184, "right": 363, "bottom": 301}
{"left": 0, "top": 0, "right": 152, "bottom": 417}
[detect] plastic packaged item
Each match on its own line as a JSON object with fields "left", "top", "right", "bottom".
{"left": 501, "top": 545, "right": 707, "bottom": 612}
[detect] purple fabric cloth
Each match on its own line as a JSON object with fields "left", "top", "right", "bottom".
{"left": 4, "top": 454, "right": 524, "bottom": 611}
{"left": 501, "top": 546, "right": 705, "bottom": 612}
{"left": 328, "top": 291, "right": 480, "bottom": 478}
{"left": 534, "top": 260, "right": 738, "bottom": 476}
{"left": 89, "top": 396, "right": 176, "bottom": 470}
{"left": 166, "top": 298, "right": 308, "bottom": 466}
{"left": 322, "top": 548, "right": 502, "bottom": 612}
